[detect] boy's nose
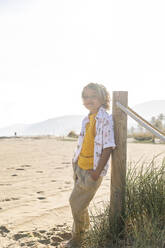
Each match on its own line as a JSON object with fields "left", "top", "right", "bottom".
{"left": 86, "top": 100, "right": 93, "bottom": 104}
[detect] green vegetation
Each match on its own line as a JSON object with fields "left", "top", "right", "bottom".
{"left": 82, "top": 157, "right": 165, "bottom": 248}
{"left": 67, "top": 130, "right": 78, "bottom": 138}
{"left": 132, "top": 132, "right": 153, "bottom": 142}
{"left": 129, "top": 113, "right": 165, "bottom": 143}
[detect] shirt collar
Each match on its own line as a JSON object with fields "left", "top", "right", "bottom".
{"left": 83, "top": 106, "right": 106, "bottom": 124}
{"left": 95, "top": 106, "right": 106, "bottom": 119}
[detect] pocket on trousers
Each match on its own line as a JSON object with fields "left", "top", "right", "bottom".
{"left": 85, "top": 173, "right": 97, "bottom": 188}
{"left": 71, "top": 161, "right": 76, "bottom": 180}
{"left": 85, "top": 172, "right": 102, "bottom": 190}
{"left": 88, "top": 173, "right": 96, "bottom": 182}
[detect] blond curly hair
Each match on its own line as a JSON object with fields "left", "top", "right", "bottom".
{"left": 82, "top": 82, "right": 110, "bottom": 110}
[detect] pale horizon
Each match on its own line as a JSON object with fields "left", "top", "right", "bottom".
{"left": 0, "top": 0, "right": 165, "bottom": 128}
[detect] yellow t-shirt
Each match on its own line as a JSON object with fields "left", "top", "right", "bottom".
{"left": 78, "top": 113, "right": 96, "bottom": 170}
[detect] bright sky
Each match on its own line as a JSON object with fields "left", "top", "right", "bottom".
{"left": 0, "top": 0, "right": 165, "bottom": 128}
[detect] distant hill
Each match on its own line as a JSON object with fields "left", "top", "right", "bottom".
{"left": 0, "top": 116, "right": 84, "bottom": 137}
{"left": 0, "top": 100, "right": 165, "bottom": 136}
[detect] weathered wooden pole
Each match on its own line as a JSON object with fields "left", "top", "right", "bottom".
{"left": 110, "top": 91, "right": 128, "bottom": 221}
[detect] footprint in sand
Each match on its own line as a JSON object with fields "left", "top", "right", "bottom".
{"left": 38, "top": 239, "right": 51, "bottom": 245}
{"left": 11, "top": 174, "right": 18, "bottom": 176}
{"left": 61, "top": 189, "right": 70, "bottom": 192}
{"left": 51, "top": 180, "right": 56, "bottom": 182}
{"left": 36, "top": 191, "right": 44, "bottom": 194}
{"left": 65, "top": 181, "right": 71, "bottom": 185}
{"left": 58, "top": 232, "right": 71, "bottom": 240}
{"left": 51, "top": 235, "right": 63, "bottom": 244}
{"left": 39, "top": 230, "right": 47, "bottom": 234}
{"left": 0, "top": 226, "right": 10, "bottom": 235}
{"left": 21, "top": 165, "right": 31, "bottom": 168}
{"left": 50, "top": 228, "right": 71, "bottom": 246}
{"left": 16, "top": 168, "right": 25, "bottom": 171}
{"left": 1, "top": 198, "right": 19, "bottom": 202}
{"left": 20, "top": 241, "right": 35, "bottom": 247}
{"left": 62, "top": 162, "right": 71, "bottom": 168}
{"left": 36, "top": 171, "right": 43, "bottom": 173}
{"left": 64, "top": 186, "right": 71, "bottom": 189}
{"left": 10, "top": 226, "right": 71, "bottom": 247}
{"left": 13, "top": 232, "right": 32, "bottom": 241}
{"left": 37, "top": 197, "right": 46, "bottom": 200}
{"left": 0, "top": 183, "right": 11, "bottom": 186}
{"left": 32, "top": 231, "right": 42, "bottom": 238}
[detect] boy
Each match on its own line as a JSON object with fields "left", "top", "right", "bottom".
{"left": 65, "top": 83, "right": 115, "bottom": 248}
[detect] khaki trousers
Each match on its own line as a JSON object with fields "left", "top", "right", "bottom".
{"left": 69, "top": 164, "right": 103, "bottom": 239}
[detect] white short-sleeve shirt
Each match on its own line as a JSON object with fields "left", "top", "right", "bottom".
{"left": 73, "top": 106, "right": 116, "bottom": 176}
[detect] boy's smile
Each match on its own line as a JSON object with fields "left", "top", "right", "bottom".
{"left": 82, "top": 88, "right": 102, "bottom": 114}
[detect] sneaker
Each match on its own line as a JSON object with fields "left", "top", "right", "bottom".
{"left": 60, "top": 238, "right": 82, "bottom": 248}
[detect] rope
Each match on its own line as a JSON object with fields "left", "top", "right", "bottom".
{"left": 116, "top": 102, "right": 165, "bottom": 142}
{"left": 127, "top": 106, "right": 165, "bottom": 136}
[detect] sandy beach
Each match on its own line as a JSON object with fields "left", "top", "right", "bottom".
{"left": 0, "top": 137, "right": 165, "bottom": 247}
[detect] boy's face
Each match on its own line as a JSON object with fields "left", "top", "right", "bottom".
{"left": 82, "top": 88, "right": 102, "bottom": 114}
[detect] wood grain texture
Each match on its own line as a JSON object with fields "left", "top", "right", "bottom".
{"left": 110, "top": 91, "right": 128, "bottom": 219}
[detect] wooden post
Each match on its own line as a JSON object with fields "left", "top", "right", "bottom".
{"left": 110, "top": 91, "right": 128, "bottom": 221}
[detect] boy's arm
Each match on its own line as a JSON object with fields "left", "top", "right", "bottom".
{"left": 89, "top": 147, "right": 113, "bottom": 181}
{"left": 89, "top": 115, "right": 116, "bottom": 181}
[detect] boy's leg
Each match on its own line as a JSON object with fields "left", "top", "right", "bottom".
{"left": 69, "top": 166, "right": 102, "bottom": 240}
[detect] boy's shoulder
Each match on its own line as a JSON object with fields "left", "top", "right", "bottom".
{"left": 103, "top": 113, "right": 113, "bottom": 124}
{"left": 82, "top": 115, "right": 88, "bottom": 122}
{"left": 81, "top": 116, "right": 89, "bottom": 127}
{"left": 98, "top": 107, "right": 113, "bottom": 120}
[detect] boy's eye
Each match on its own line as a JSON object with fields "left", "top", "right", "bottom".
{"left": 83, "top": 95, "right": 97, "bottom": 100}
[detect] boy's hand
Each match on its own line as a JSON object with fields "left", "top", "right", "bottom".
{"left": 88, "top": 147, "right": 112, "bottom": 181}
{"left": 88, "top": 170, "right": 100, "bottom": 181}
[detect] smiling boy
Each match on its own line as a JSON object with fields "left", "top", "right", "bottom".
{"left": 64, "top": 83, "right": 116, "bottom": 248}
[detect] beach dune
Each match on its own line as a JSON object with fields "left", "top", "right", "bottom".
{"left": 0, "top": 137, "right": 165, "bottom": 247}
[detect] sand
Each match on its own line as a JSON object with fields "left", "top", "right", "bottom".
{"left": 0, "top": 137, "right": 165, "bottom": 247}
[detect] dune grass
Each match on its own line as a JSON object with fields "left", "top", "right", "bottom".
{"left": 82, "top": 156, "right": 165, "bottom": 248}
